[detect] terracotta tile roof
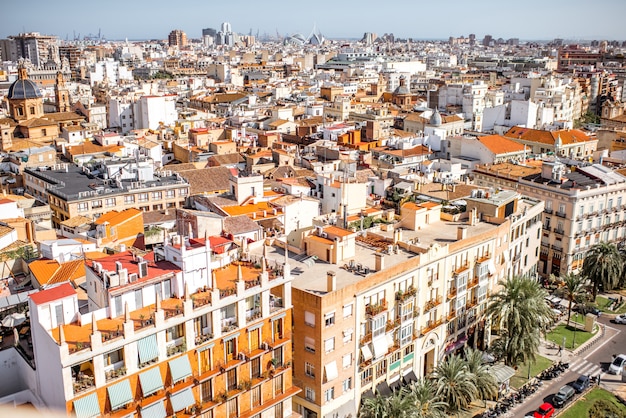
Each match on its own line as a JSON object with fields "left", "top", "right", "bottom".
{"left": 324, "top": 225, "right": 355, "bottom": 237}
{"left": 60, "top": 215, "right": 93, "bottom": 228}
{"left": 95, "top": 208, "right": 142, "bottom": 226}
{"left": 0, "top": 224, "right": 14, "bottom": 239}
{"left": 66, "top": 141, "right": 121, "bottom": 157}
{"left": 207, "top": 153, "right": 245, "bottom": 166}
{"left": 48, "top": 259, "right": 86, "bottom": 286}
{"left": 29, "top": 258, "right": 60, "bottom": 285}
{"left": 175, "top": 166, "right": 232, "bottom": 195}
{"left": 478, "top": 134, "right": 527, "bottom": 155}
{"left": 30, "top": 282, "right": 76, "bottom": 305}
{"left": 161, "top": 163, "right": 197, "bottom": 172}
{"left": 223, "top": 215, "right": 261, "bottom": 235}
{"left": 94, "top": 251, "right": 180, "bottom": 289}
{"left": 18, "top": 118, "right": 57, "bottom": 128}
{"left": 504, "top": 127, "right": 593, "bottom": 146}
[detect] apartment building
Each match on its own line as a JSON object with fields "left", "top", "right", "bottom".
{"left": 285, "top": 191, "right": 543, "bottom": 418}
{"left": 23, "top": 162, "right": 190, "bottom": 227}
{"left": 474, "top": 160, "right": 626, "bottom": 278}
{"left": 27, "top": 236, "right": 299, "bottom": 417}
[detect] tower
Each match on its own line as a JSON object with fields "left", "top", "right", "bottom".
{"left": 7, "top": 61, "right": 43, "bottom": 121}
{"left": 55, "top": 71, "right": 70, "bottom": 112}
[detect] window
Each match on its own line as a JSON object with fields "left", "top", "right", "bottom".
{"left": 273, "top": 373, "right": 284, "bottom": 395}
{"left": 305, "top": 362, "right": 315, "bottom": 378}
{"left": 104, "top": 348, "right": 123, "bottom": 366}
{"left": 304, "top": 311, "right": 315, "bottom": 327}
{"left": 324, "top": 387, "right": 334, "bottom": 403}
{"left": 305, "top": 387, "right": 315, "bottom": 402}
{"left": 250, "top": 357, "right": 261, "bottom": 380}
{"left": 198, "top": 348, "right": 212, "bottom": 374}
{"left": 226, "top": 398, "right": 238, "bottom": 418}
{"left": 343, "top": 304, "right": 353, "bottom": 318}
{"left": 92, "top": 200, "right": 102, "bottom": 208}
{"left": 272, "top": 317, "right": 283, "bottom": 341}
{"left": 324, "top": 312, "right": 335, "bottom": 327}
{"left": 400, "top": 324, "right": 413, "bottom": 346}
{"left": 200, "top": 379, "right": 212, "bottom": 402}
{"left": 324, "top": 337, "right": 335, "bottom": 353}
{"left": 342, "top": 353, "right": 352, "bottom": 369}
{"left": 342, "top": 378, "right": 352, "bottom": 392}
{"left": 77, "top": 202, "right": 88, "bottom": 212}
{"left": 305, "top": 337, "right": 315, "bottom": 353}
{"left": 152, "top": 191, "right": 162, "bottom": 200}
{"left": 342, "top": 329, "right": 352, "bottom": 344}
{"left": 138, "top": 193, "right": 149, "bottom": 202}
{"left": 226, "top": 368, "right": 237, "bottom": 392}
{"left": 105, "top": 197, "right": 116, "bottom": 207}
{"left": 224, "top": 338, "right": 236, "bottom": 363}
{"left": 371, "top": 314, "right": 386, "bottom": 338}
{"left": 179, "top": 188, "right": 188, "bottom": 196}
{"left": 166, "top": 324, "right": 184, "bottom": 342}
{"left": 248, "top": 328, "right": 260, "bottom": 351}
{"left": 124, "top": 195, "right": 135, "bottom": 204}
{"left": 166, "top": 189, "right": 175, "bottom": 198}
{"left": 273, "top": 347, "right": 283, "bottom": 367}
{"left": 250, "top": 385, "right": 261, "bottom": 407}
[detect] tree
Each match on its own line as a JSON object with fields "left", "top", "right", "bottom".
{"left": 486, "top": 276, "right": 554, "bottom": 367}
{"left": 560, "top": 273, "right": 586, "bottom": 325}
{"left": 582, "top": 242, "right": 624, "bottom": 300}
{"left": 463, "top": 347, "right": 498, "bottom": 406}
{"left": 405, "top": 379, "right": 447, "bottom": 418}
{"left": 359, "top": 389, "right": 414, "bottom": 418}
{"left": 430, "top": 354, "right": 478, "bottom": 415}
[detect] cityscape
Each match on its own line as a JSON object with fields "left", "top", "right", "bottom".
{"left": 0, "top": 9, "right": 626, "bottom": 418}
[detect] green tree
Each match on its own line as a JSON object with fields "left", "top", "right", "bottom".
{"left": 560, "top": 273, "right": 586, "bottom": 325}
{"left": 359, "top": 388, "right": 414, "bottom": 418}
{"left": 431, "top": 354, "right": 478, "bottom": 415}
{"left": 486, "top": 276, "right": 554, "bottom": 367}
{"left": 405, "top": 378, "right": 447, "bottom": 418}
{"left": 463, "top": 347, "right": 498, "bottom": 406}
{"left": 582, "top": 242, "right": 624, "bottom": 300}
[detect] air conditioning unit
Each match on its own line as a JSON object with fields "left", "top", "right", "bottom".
{"left": 238, "top": 352, "right": 248, "bottom": 361}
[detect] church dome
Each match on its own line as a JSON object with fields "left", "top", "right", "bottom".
{"left": 7, "top": 78, "right": 42, "bottom": 100}
{"left": 8, "top": 66, "right": 42, "bottom": 100}
{"left": 430, "top": 109, "right": 442, "bottom": 126}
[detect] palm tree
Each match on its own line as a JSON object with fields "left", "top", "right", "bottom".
{"left": 359, "top": 389, "right": 414, "bottom": 418}
{"left": 582, "top": 242, "right": 624, "bottom": 300}
{"left": 464, "top": 347, "right": 498, "bottom": 406}
{"left": 486, "top": 275, "right": 554, "bottom": 367}
{"left": 431, "top": 354, "right": 478, "bottom": 415}
{"left": 560, "top": 273, "right": 585, "bottom": 325}
{"left": 405, "top": 378, "right": 447, "bottom": 418}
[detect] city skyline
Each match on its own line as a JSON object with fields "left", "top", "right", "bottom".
{"left": 3, "top": 0, "right": 626, "bottom": 42}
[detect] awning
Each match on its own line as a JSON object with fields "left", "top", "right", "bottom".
{"left": 386, "top": 334, "right": 394, "bottom": 349}
{"left": 361, "top": 345, "right": 373, "bottom": 362}
{"left": 140, "top": 400, "right": 166, "bottom": 418}
{"left": 389, "top": 379, "right": 402, "bottom": 392}
{"left": 489, "top": 364, "right": 516, "bottom": 384}
{"left": 107, "top": 379, "right": 133, "bottom": 411}
{"left": 403, "top": 370, "right": 418, "bottom": 385}
{"left": 372, "top": 337, "right": 388, "bottom": 359}
{"left": 487, "top": 260, "right": 496, "bottom": 275}
{"left": 73, "top": 393, "right": 101, "bottom": 418}
{"left": 324, "top": 361, "right": 338, "bottom": 382}
{"left": 139, "top": 367, "right": 164, "bottom": 397}
{"left": 361, "top": 389, "right": 375, "bottom": 401}
{"left": 138, "top": 334, "right": 159, "bottom": 364}
{"left": 170, "top": 387, "right": 196, "bottom": 412}
{"left": 376, "top": 381, "right": 392, "bottom": 397}
{"left": 169, "top": 355, "right": 192, "bottom": 383}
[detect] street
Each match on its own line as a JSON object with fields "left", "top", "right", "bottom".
{"left": 506, "top": 315, "right": 625, "bottom": 417}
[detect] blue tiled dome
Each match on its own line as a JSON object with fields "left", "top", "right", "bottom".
{"left": 8, "top": 78, "right": 42, "bottom": 100}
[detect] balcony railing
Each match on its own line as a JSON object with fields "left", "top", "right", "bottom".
{"left": 245, "top": 278, "right": 261, "bottom": 290}
{"left": 246, "top": 308, "right": 262, "bottom": 322}
{"left": 421, "top": 318, "right": 443, "bottom": 335}
{"left": 467, "top": 278, "right": 479, "bottom": 289}
{"left": 72, "top": 374, "right": 95, "bottom": 394}
{"left": 192, "top": 292, "right": 212, "bottom": 309}
{"left": 555, "top": 211, "right": 566, "bottom": 218}
{"left": 195, "top": 332, "right": 213, "bottom": 345}
{"left": 221, "top": 317, "right": 238, "bottom": 333}
{"left": 220, "top": 288, "right": 236, "bottom": 299}
{"left": 366, "top": 300, "right": 388, "bottom": 317}
{"left": 386, "top": 318, "right": 401, "bottom": 332}
{"left": 360, "top": 332, "right": 372, "bottom": 345}
{"left": 447, "top": 310, "right": 457, "bottom": 321}
{"left": 395, "top": 286, "right": 417, "bottom": 302}
{"left": 447, "top": 287, "right": 457, "bottom": 300}
{"left": 424, "top": 296, "right": 442, "bottom": 312}
{"left": 466, "top": 299, "right": 478, "bottom": 309}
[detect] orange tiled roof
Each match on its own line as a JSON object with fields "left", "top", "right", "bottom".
{"left": 95, "top": 208, "right": 142, "bottom": 226}
{"left": 504, "top": 127, "right": 593, "bottom": 146}
{"left": 478, "top": 134, "right": 526, "bottom": 155}
{"left": 48, "top": 259, "right": 86, "bottom": 286}
{"left": 324, "top": 225, "right": 355, "bottom": 237}
{"left": 29, "top": 258, "right": 60, "bottom": 285}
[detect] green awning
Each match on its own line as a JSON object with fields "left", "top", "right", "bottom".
{"left": 140, "top": 400, "right": 166, "bottom": 418}
{"left": 73, "top": 393, "right": 101, "bottom": 418}
{"left": 489, "top": 364, "right": 516, "bottom": 383}
{"left": 107, "top": 379, "right": 133, "bottom": 411}
{"left": 170, "top": 387, "right": 196, "bottom": 412}
{"left": 138, "top": 334, "right": 159, "bottom": 364}
{"left": 139, "top": 367, "right": 164, "bottom": 397}
{"left": 168, "top": 355, "right": 192, "bottom": 383}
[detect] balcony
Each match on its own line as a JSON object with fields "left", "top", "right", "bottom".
{"left": 195, "top": 332, "right": 213, "bottom": 345}
{"left": 192, "top": 290, "right": 212, "bottom": 309}
{"left": 420, "top": 318, "right": 443, "bottom": 335}
{"left": 386, "top": 318, "right": 401, "bottom": 332}
{"left": 395, "top": 286, "right": 417, "bottom": 302}
{"left": 360, "top": 332, "right": 372, "bottom": 345}
{"left": 467, "top": 278, "right": 479, "bottom": 289}
{"left": 269, "top": 295, "right": 283, "bottom": 313}
{"left": 366, "top": 300, "right": 388, "bottom": 317}
{"left": 424, "top": 296, "right": 442, "bottom": 312}
{"left": 447, "top": 310, "right": 457, "bottom": 321}
{"left": 221, "top": 316, "right": 238, "bottom": 333}
{"left": 543, "top": 208, "right": 553, "bottom": 214}
{"left": 72, "top": 373, "right": 95, "bottom": 394}
{"left": 219, "top": 288, "right": 236, "bottom": 299}
{"left": 447, "top": 287, "right": 457, "bottom": 300}
{"left": 554, "top": 227, "right": 565, "bottom": 235}
{"left": 104, "top": 366, "right": 127, "bottom": 382}
{"left": 246, "top": 308, "right": 262, "bottom": 322}
{"left": 466, "top": 299, "right": 477, "bottom": 309}
{"left": 555, "top": 211, "right": 566, "bottom": 218}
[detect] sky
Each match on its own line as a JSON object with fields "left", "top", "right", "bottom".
{"left": 2, "top": 0, "right": 626, "bottom": 42}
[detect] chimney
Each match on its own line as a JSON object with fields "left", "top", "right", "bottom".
{"left": 457, "top": 226, "right": 467, "bottom": 240}
{"left": 375, "top": 252, "right": 385, "bottom": 271}
{"left": 326, "top": 271, "right": 336, "bottom": 292}
{"left": 115, "top": 261, "right": 123, "bottom": 273}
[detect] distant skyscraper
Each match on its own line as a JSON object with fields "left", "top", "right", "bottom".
{"left": 482, "top": 34, "right": 493, "bottom": 47}
{"left": 168, "top": 29, "right": 187, "bottom": 47}
{"left": 202, "top": 28, "right": 217, "bottom": 37}
{"left": 221, "top": 22, "right": 232, "bottom": 34}
{"left": 8, "top": 32, "right": 58, "bottom": 67}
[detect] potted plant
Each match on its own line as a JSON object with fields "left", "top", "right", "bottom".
{"left": 217, "top": 391, "right": 228, "bottom": 403}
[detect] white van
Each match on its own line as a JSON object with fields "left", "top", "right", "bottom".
{"left": 609, "top": 354, "right": 626, "bottom": 374}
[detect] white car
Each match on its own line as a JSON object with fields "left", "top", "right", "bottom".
{"left": 609, "top": 354, "right": 626, "bottom": 374}
{"left": 614, "top": 314, "right": 626, "bottom": 325}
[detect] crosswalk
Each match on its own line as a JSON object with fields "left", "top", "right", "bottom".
{"left": 569, "top": 358, "right": 603, "bottom": 377}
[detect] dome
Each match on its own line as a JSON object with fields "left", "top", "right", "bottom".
{"left": 430, "top": 109, "right": 442, "bottom": 126}
{"left": 393, "top": 84, "right": 410, "bottom": 95}
{"left": 7, "top": 79, "right": 43, "bottom": 100}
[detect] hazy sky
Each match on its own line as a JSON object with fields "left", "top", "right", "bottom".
{"left": 2, "top": 0, "right": 625, "bottom": 41}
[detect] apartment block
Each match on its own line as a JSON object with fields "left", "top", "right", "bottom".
{"left": 287, "top": 191, "right": 543, "bottom": 418}
{"left": 27, "top": 236, "right": 299, "bottom": 417}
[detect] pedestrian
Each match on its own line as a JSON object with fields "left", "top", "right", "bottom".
{"left": 557, "top": 345, "right": 562, "bottom": 355}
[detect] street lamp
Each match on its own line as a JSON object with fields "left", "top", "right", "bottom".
{"left": 561, "top": 336, "right": 566, "bottom": 360}
{"left": 572, "top": 322, "right": 578, "bottom": 349}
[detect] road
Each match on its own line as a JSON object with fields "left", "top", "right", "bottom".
{"left": 506, "top": 316, "right": 624, "bottom": 417}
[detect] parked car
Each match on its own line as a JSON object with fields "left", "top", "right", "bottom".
{"left": 571, "top": 374, "right": 591, "bottom": 393}
{"left": 613, "top": 314, "right": 626, "bottom": 325}
{"left": 533, "top": 402, "right": 555, "bottom": 418}
{"left": 553, "top": 384, "right": 576, "bottom": 407}
{"left": 609, "top": 354, "right": 626, "bottom": 374}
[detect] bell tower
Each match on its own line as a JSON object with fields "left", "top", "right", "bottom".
{"left": 55, "top": 71, "right": 70, "bottom": 112}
